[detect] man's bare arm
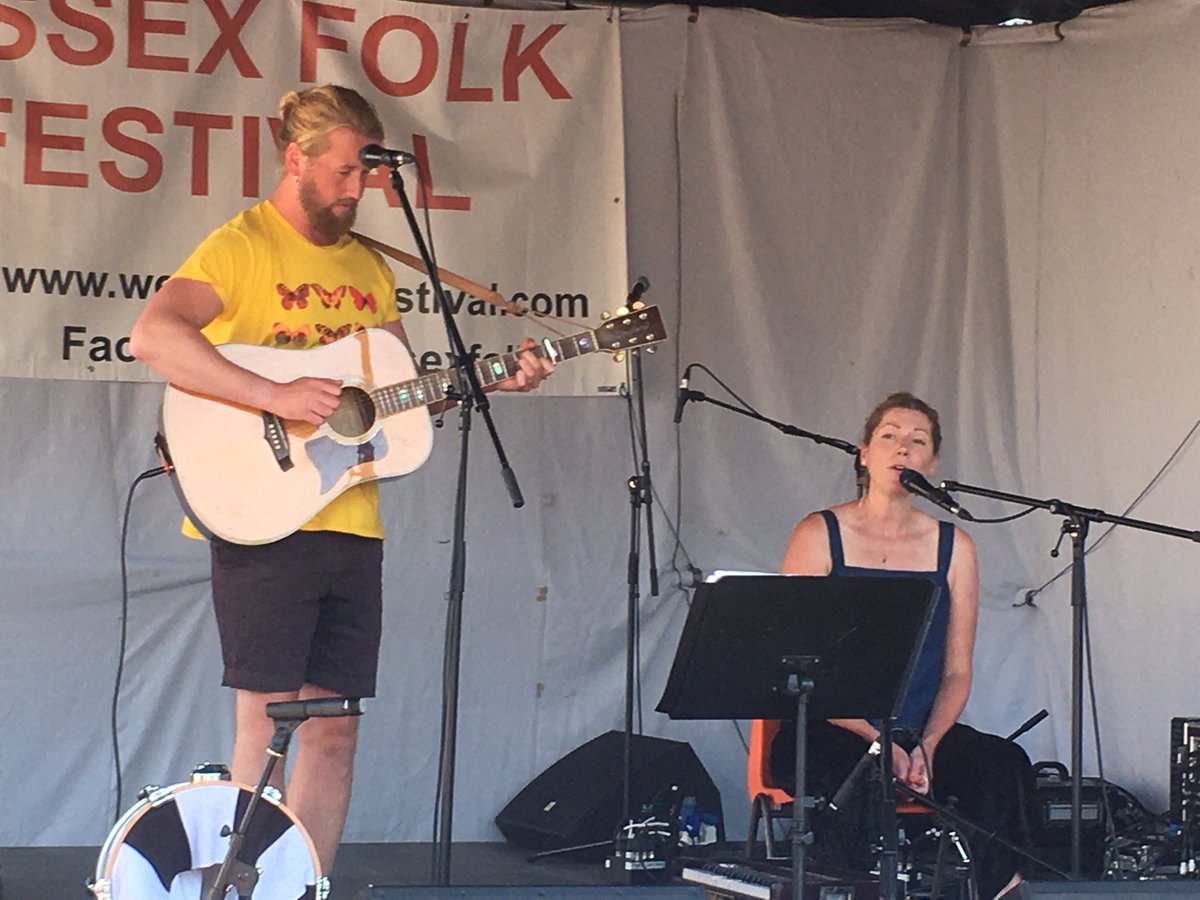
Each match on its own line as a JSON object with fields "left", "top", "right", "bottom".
{"left": 130, "top": 277, "right": 342, "bottom": 426}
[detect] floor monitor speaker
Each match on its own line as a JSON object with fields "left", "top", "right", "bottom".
{"left": 494, "top": 730, "right": 723, "bottom": 853}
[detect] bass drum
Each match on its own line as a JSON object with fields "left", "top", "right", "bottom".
{"left": 90, "top": 780, "right": 327, "bottom": 900}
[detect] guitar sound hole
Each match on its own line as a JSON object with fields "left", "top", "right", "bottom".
{"left": 327, "top": 386, "right": 376, "bottom": 440}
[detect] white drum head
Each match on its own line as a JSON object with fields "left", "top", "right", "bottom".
{"left": 92, "top": 781, "right": 323, "bottom": 899}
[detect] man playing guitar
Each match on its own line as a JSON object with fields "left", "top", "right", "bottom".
{"left": 128, "top": 84, "right": 553, "bottom": 877}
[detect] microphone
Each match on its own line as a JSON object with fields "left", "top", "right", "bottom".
{"left": 829, "top": 740, "right": 881, "bottom": 811}
{"left": 358, "top": 144, "right": 416, "bottom": 169}
{"left": 1006, "top": 708, "right": 1049, "bottom": 742}
{"left": 673, "top": 364, "right": 693, "bottom": 425}
{"left": 265, "top": 697, "right": 366, "bottom": 721}
{"left": 626, "top": 275, "right": 650, "bottom": 305}
{"left": 899, "top": 468, "right": 973, "bottom": 520}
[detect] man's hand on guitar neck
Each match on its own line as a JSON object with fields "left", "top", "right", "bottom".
{"left": 382, "top": 324, "right": 553, "bottom": 415}
{"left": 434, "top": 337, "right": 553, "bottom": 412}
{"left": 267, "top": 376, "right": 344, "bottom": 426}
{"left": 493, "top": 337, "right": 554, "bottom": 392}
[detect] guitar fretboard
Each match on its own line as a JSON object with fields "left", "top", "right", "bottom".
{"left": 371, "top": 330, "right": 597, "bottom": 416}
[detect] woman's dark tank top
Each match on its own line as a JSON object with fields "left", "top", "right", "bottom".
{"left": 818, "top": 509, "right": 954, "bottom": 731}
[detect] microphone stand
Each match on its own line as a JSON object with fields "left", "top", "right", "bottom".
{"left": 677, "top": 385, "right": 861, "bottom": 464}
{"left": 205, "top": 719, "right": 300, "bottom": 900}
{"left": 611, "top": 308, "right": 661, "bottom": 875}
{"left": 939, "top": 478, "right": 1200, "bottom": 878}
{"left": 205, "top": 699, "right": 362, "bottom": 900}
{"left": 378, "top": 159, "right": 525, "bottom": 887}
{"left": 528, "top": 286, "right": 662, "bottom": 874}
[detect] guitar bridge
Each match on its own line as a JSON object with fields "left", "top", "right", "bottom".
{"left": 261, "top": 412, "right": 294, "bottom": 472}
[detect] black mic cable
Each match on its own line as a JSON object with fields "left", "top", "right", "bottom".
{"left": 113, "top": 459, "right": 172, "bottom": 824}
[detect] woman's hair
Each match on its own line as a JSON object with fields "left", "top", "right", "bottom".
{"left": 861, "top": 391, "right": 942, "bottom": 454}
{"left": 276, "top": 85, "right": 384, "bottom": 160}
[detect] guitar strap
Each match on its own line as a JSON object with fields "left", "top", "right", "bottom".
{"left": 351, "top": 232, "right": 591, "bottom": 338}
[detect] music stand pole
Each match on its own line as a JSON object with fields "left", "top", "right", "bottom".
{"left": 655, "top": 574, "right": 936, "bottom": 900}
{"left": 782, "top": 657, "right": 818, "bottom": 900}
{"left": 877, "top": 720, "right": 900, "bottom": 900}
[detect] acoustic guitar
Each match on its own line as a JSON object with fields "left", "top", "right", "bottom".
{"left": 160, "top": 305, "right": 666, "bottom": 545}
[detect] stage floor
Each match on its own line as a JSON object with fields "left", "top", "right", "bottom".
{"left": 0, "top": 841, "right": 617, "bottom": 900}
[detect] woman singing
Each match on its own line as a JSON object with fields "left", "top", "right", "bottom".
{"left": 770, "top": 392, "right": 1033, "bottom": 900}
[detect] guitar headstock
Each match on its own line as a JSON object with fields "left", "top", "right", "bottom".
{"left": 596, "top": 304, "right": 668, "bottom": 357}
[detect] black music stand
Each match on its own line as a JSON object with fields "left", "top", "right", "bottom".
{"left": 656, "top": 574, "right": 937, "bottom": 900}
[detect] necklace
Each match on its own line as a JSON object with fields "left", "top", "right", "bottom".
{"left": 854, "top": 498, "right": 907, "bottom": 567}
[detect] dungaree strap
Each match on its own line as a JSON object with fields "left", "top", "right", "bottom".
{"left": 819, "top": 510, "right": 846, "bottom": 571}
{"left": 936, "top": 520, "right": 955, "bottom": 575}
{"left": 820, "top": 509, "right": 955, "bottom": 574}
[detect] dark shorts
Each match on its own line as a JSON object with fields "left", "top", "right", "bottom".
{"left": 210, "top": 531, "right": 384, "bottom": 696}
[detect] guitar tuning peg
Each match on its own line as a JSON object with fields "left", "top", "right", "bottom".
{"left": 645, "top": 346, "right": 656, "bottom": 354}
{"left": 601, "top": 311, "right": 611, "bottom": 320}
{"left": 631, "top": 300, "right": 645, "bottom": 311}
{"left": 615, "top": 306, "right": 629, "bottom": 317}
{"left": 613, "top": 351, "right": 625, "bottom": 363}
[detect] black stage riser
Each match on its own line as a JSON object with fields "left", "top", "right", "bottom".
{"left": 355, "top": 888, "right": 707, "bottom": 899}
{"left": 1017, "top": 883, "right": 1200, "bottom": 899}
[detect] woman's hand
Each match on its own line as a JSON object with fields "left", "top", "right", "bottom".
{"left": 903, "top": 743, "right": 933, "bottom": 794}
{"left": 890, "top": 744, "right": 913, "bottom": 785}
{"left": 890, "top": 743, "right": 933, "bottom": 794}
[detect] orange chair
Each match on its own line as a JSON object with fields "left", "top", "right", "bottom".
{"left": 745, "top": 718, "right": 971, "bottom": 898}
{"left": 745, "top": 719, "right": 794, "bottom": 859}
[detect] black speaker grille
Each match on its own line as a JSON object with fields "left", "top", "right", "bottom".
{"left": 494, "top": 731, "right": 723, "bottom": 852}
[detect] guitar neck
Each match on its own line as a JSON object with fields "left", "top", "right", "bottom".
{"left": 371, "top": 329, "right": 598, "bottom": 416}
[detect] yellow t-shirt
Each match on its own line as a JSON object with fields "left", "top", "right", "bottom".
{"left": 174, "top": 200, "right": 401, "bottom": 540}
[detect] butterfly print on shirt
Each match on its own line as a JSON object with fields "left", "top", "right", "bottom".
{"left": 276, "top": 283, "right": 309, "bottom": 310}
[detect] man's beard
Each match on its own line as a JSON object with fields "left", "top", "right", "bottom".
{"left": 298, "top": 175, "right": 357, "bottom": 241}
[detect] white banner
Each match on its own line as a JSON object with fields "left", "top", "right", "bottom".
{"left": 0, "top": 0, "right": 630, "bottom": 395}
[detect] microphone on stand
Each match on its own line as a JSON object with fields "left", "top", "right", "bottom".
{"left": 829, "top": 739, "right": 881, "bottom": 811}
{"left": 899, "top": 468, "right": 974, "bottom": 520}
{"left": 626, "top": 275, "right": 650, "bottom": 305}
{"left": 674, "top": 364, "right": 694, "bottom": 425}
{"left": 358, "top": 144, "right": 417, "bottom": 169}
{"left": 854, "top": 450, "right": 867, "bottom": 496}
{"left": 265, "top": 697, "right": 365, "bottom": 721}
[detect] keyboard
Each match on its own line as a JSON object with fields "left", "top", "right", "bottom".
{"left": 681, "top": 862, "right": 789, "bottom": 899}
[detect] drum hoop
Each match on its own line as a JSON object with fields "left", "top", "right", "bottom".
{"left": 93, "top": 779, "right": 322, "bottom": 888}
